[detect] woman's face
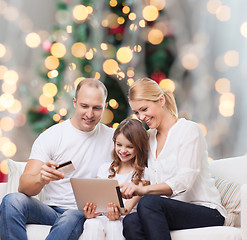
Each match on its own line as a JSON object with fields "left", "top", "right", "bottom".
{"left": 129, "top": 98, "right": 165, "bottom": 129}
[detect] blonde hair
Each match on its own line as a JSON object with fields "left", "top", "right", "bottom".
{"left": 129, "top": 78, "right": 178, "bottom": 118}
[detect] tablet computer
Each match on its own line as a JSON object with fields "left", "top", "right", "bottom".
{"left": 70, "top": 178, "right": 125, "bottom": 214}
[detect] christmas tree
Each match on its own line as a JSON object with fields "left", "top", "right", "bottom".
{"left": 27, "top": 0, "right": 176, "bottom": 134}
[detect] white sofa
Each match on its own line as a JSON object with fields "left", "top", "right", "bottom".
{"left": 0, "top": 156, "right": 247, "bottom": 240}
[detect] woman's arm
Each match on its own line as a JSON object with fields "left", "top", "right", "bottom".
{"left": 120, "top": 182, "right": 173, "bottom": 199}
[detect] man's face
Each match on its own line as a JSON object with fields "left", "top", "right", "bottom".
{"left": 72, "top": 84, "right": 106, "bottom": 132}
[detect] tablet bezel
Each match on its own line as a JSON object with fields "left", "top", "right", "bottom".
{"left": 70, "top": 178, "right": 125, "bottom": 214}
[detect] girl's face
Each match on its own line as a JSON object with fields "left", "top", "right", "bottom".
{"left": 115, "top": 133, "right": 136, "bottom": 164}
{"left": 129, "top": 98, "right": 165, "bottom": 129}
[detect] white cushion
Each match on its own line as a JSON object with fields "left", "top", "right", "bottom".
{"left": 26, "top": 225, "right": 51, "bottom": 240}
{"left": 171, "top": 226, "right": 241, "bottom": 240}
{"left": 6, "top": 159, "right": 26, "bottom": 194}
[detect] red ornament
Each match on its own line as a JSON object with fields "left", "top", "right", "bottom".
{"left": 150, "top": 72, "right": 166, "bottom": 84}
{"left": 39, "top": 106, "right": 49, "bottom": 114}
{"left": 108, "top": 26, "right": 125, "bottom": 35}
{"left": 0, "top": 171, "right": 8, "bottom": 183}
{"left": 43, "top": 40, "right": 52, "bottom": 52}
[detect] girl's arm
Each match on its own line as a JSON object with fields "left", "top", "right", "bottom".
{"left": 124, "top": 196, "right": 141, "bottom": 214}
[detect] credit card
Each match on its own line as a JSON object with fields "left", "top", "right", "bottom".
{"left": 56, "top": 161, "right": 75, "bottom": 174}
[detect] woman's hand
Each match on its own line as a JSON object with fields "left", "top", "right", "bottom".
{"left": 83, "top": 202, "right": 102, "bottom": 219}
{"left": 120, "top": 182, "right": 146, "bottom": 199}
{"left": 106, "top": 202, "right": 121, "bottom": 220}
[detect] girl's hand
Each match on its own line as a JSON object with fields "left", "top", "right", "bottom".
{"left": 83, "top": 202, "right": 102, "bottom": 219}
{"left": 106, "top": 203, "right": 121, "bottom": 220}
{"left": 120, "top": 182, "right": 146, "bottom": 199}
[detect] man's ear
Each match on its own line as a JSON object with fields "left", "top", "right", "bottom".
{"left": 104, "top": 102, "right": 109, "bottom": 109}
{"left": 73, "top": 97, "right": 77, "bottom": 107}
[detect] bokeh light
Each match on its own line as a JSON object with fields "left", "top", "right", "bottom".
{"left": 0, "top": 116, "right": 15, "bottom": 131}
{"left": 2, "top": 82, "right": 17, "bottom": 94}
{"left": 215, "top": 78, "right": 231, "bottom": 94}
{"left": 59, "top": 108, "right": 67, "bottom": 116}
{"left": 240, "top": 22, "right": 247, "bottom": 38}
{"left": 148, "top": 28, "right": 163, "bottom": 45}
{"left": 109, "top": 99, "right": 119, "bottom": 109}
{"left": 112, "top": 123, "right": 119, "bottom": 129}
{"left": 1, "top": 141, "right": 17, "bottom": 157}
{"left": 43, "top": 82, "right": 58, "bottom": 97}
{"left": 25, "top": 32, "right": 41, "bottom": 48}
{"left": 159, "top": 79, "right": 175, "bottom": 92}
{"left": 224, "top": 50, "right": 239, "bottom": 67}
{"left": 116, "top": 47, "right": 133, "bottom": 64}
{"left": 150, "top": 0, "right": 166, "bottom": 10}
{"left": 0, "top": 93, "right": 14, "bottom": 109}
{"left": 73, "top": 5, "right": 89, "bottom": 22}
{"left": 71, "top": 42, "right": 87, "bottom": 58}
{"left": 219, "top": 93, "right": 235, "bottom": 117}
{"left": 44, "top": 56, "right": 59, "bottom": 70}
{"left": 0, "top": 43, "right": 6, "bottom": 58}
{"left": 101, "top": 109, "right": 114, "bottom": 124}
{"left": 181, "top": 53, "right": 199, "bottom": 70}
{"left": 50, "top": 42, "right": 66, "bottom": 58}
{"left": 7, "top": 99, "right": 22, "bottom": 114}
{"left": 0, "top": 65, "right": 8, "bottom": 79}
{"left": 216, "top": 5, "right": 231, "bottom": 22}
{"left": 0, "top": 159, "right": 8, "bottom": 175}
{"left": 142, "top": 5, "right": 159, "bottom": 22}
{"left": 39, "top": 94, "right": 54, "bottom": 107}
{"left": 103, "top": 59, "right": 120, "bottom": 75}
{"left": 3, "top": 70, "right": 19, "bottom": 84}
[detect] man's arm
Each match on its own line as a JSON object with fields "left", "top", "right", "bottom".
{"left": 18, "top": 159, "right": 64, "bottom": 196}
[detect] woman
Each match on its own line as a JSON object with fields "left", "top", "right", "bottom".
{"left": 120, "top": 78, "right": 226, "bottom": 240}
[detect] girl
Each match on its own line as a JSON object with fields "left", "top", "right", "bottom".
{"left": 82, "top": 118, "right": 149, "bottom": 240}
{"left": 121, "top": 78, "right": 226, "bottom": 240}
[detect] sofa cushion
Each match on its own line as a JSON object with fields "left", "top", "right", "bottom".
{"left": 6, "top": 159, "right": 26, "bottom": 194}
{"left": 170, "top": 226, "right": 241, "bottom": 240}
{"left": 6, "top": 159, "right": 43, "bottom": 200}
{"left": 214, "top": 177, "right": 241, "bottom": 227}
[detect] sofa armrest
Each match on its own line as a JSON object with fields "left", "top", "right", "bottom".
{"left": 0, "top": 182, "right": 8, "bottom": 204}
{"left": 241, "top": 184, "right": 247, "bottom": 240}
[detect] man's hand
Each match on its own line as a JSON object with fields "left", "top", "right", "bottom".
{"left": 40, "top": 160, "right": 64, "bottom": 184}
{"left": 106, "top": 202, "right": 121, "bottom": 220}
{"left": 83, "top": 202, "right": 102, "bottom": 219}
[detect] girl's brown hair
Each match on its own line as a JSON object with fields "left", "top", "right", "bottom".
{"left": 108, "top": 118, "right": 149, "bottom": 185}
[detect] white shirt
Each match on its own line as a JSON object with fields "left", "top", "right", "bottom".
{"left": 97, "top": 162, "right": 149, "bottom": 212}
{"left": 29, "top": 119, "right": 114, "bottom": 209}
{"left": 148, "top": 118, "right": 226, "bottom": 217}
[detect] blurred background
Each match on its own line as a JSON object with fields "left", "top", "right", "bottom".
{"left": 0, "top": 0, "right": 246, "bottom": 181}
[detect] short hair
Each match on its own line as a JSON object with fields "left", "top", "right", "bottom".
{"left": 75, "top": 78, "right": 108, "bottom": 101}
{"left": 129, "top": 77, "right": 178, "bottom": 118}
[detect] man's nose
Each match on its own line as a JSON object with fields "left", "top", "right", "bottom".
{"left": 86, "top": 108, "right": 94, "bottom": 118}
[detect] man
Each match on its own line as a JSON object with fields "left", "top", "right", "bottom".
{"left": 0, "top": 78, "right": 114, "bottom": 240}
